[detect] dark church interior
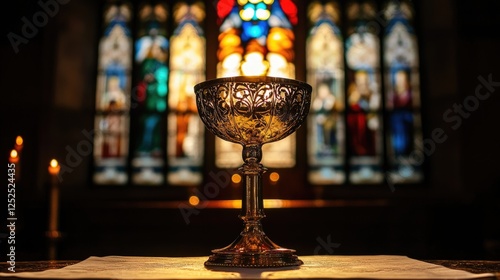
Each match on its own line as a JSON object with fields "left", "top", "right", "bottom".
{"left": 1, "top": 0, "right": 500, "bottom": 265}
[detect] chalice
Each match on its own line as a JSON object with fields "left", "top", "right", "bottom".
{"left": 194, "top": 76, "right": 312, "bottom": 268}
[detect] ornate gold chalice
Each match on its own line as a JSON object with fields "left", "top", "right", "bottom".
{"left": 194, "top": 76, "right": 312, "bottom": 268}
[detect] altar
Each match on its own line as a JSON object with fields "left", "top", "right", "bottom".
{"left": 2, "top": 256, "right": 499, "bottom": 279}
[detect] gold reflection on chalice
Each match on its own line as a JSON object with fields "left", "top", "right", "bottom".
{"left": 194, "top": 76, "right": 312, "bottom": 268}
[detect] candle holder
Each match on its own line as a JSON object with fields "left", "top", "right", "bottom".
{"left": 194, "top": 76, "right": 312, "bottom": 268}
{"left": 47, "top": 159, "right": 62, "bottom": 260}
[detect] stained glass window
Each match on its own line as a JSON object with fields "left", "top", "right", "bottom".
{"left": 383, "top": 0, "right": 423, "bottom": 183}
{"left": 93, "top": 0, "right": 205, "bottom": 186}
{"left": 306, "top": 1, "right": 345, "bottom": 184}
{"left": 215, "top": 0, "right": 298, "bottom": 168}
{"left": 345, "top": 0, "right": 383, "bottom": 183}
{"left": 93, "top": 1, "right": 133, "bottom": 185}
{"left": 167, "top": 2, "right": 206, "bottom": 185}
{"left": 131, "top": 2, "right": 169, "bottom": 185}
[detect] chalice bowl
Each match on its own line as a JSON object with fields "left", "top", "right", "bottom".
{"left": 194, "top": 76, "right": 312, "bottom": 268}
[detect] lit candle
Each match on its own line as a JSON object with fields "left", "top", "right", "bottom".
{"left": 8, "top": 150, "right": 19, "bottom": 164}
{"left": 8, "top": 150, "right": 20, "bottom": 181}
{"left": 48, "top": 159, "right": 61, "bottom": 176}
{"left": 48, "top": 159, "right": 61, "bottom": 234}
{"left": 14, "top": 136, "right": 23, "bottom": 152}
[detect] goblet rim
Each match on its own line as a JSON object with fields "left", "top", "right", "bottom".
{"left": 194, "top": 75, "right": 312, "bottom": 93}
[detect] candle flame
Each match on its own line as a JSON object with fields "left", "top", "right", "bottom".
{"left": 15, "top": 136, "right": 23, "bottom": 146}
{"left": 50, "top": 159, "right": 59, "bottom": 168}
{"left": 10, "top": 150, "right": 18, "bottom": 158}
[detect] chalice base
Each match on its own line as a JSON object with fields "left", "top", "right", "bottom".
{"left": 204, "top": 230, "right": 303, "bottom": 268}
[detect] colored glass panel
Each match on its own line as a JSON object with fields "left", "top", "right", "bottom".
{"left": 345, "top": 0, "right": 383, "bottom": 183}
{"left": 383, "top": 0, "right": 423, "bottom": 183}
{"left": 167, "top": 2, "right": 206, "bottom": 185}
{"left": 306, "top": 1, "right": 345, "bottom": 184}
{"left": 131, "top": 2, "right": 169, "bottom": 185}
{"left": 93, "top": 1, "right": 133, "bottom": 185}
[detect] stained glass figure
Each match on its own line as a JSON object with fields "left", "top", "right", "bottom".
{"left": 167, "top": 2, "right": 206, "bottom": 185}
{"left": 93, "top": 1, "right": 133, "bottom": 185}
{"left": 130, "top": 2, "right": 169, "bottom": 185}
{"left": 345, "top": 0, "right": 383, "bottom": 183}
{"left": 215, "top": 0, "right": 298, "bottom": 168}
{"left": 383, "top": 0, "right": 423, "bottom": 183}
{"left": 306, "top": 1, "right": 345, "bottom": 184}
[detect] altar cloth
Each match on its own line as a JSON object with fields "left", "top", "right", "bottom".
{"left": 0, "top": 255, "right": 495, "bottom": 279}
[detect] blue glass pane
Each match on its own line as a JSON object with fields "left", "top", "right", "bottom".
{"left": 384, "top": 0, "right": 423, "bottom": 184}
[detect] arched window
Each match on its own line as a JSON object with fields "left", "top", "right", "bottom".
{"left": 93, "top": 1, "right": 133, "bottom": 185}
{"left": 306, "top": 1, "right": 346, "bottom": 184}
{"left": 383, "top": 0, "right": 423, "bottom": 183}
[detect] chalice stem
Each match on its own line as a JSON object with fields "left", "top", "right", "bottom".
{"left": 240, "top": 157, "right": 265, "bottom": 222}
